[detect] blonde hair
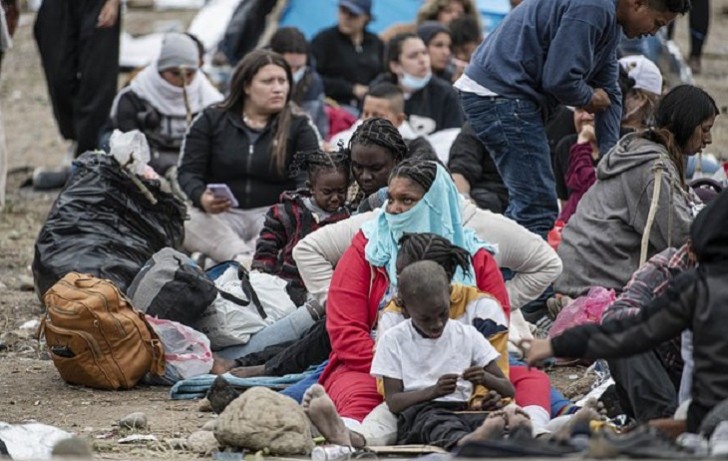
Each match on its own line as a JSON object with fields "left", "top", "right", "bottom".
{"left": 416, "top": 0, "right": 480, "bottom": 26}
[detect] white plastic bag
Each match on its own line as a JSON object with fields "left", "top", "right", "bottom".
{"left": 195, "top": 268, "right": 297, "bottom": 350}
{"left": 146, "top": 316, "right": 213, "bottom": 382}
{"left": 109, "top": 129, "right": 150, "bottom": 175}
{"left": 0, "top": 422, "right": 73, "bottom": 460}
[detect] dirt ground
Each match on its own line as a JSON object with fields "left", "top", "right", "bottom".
{"left": 1, "top": 2, "right": 728, "bottom": 459}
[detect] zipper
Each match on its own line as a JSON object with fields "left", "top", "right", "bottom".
{"left": 245, "top": 143, "right": 254, "bottom": 208}
{"left": 49, "top": 281, "right": 127, "bottom": 338}
{"left": 44, "top": 321, "right": 104, "bottom": 361}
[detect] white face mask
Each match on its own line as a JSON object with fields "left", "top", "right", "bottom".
{"left": 292, "top": 67, "right": 306, "bottom": 84}
{"left": 400, "top": 71, "right": 432, "bottom": 91}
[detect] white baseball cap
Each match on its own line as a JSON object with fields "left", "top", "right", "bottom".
{"left": 619, "top": 55, "right": 663, "bottom": 96}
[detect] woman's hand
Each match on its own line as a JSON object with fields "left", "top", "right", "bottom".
{"left": 518, "top": 339, "right": 554, "bottom": 367}
{"left": 200, "top": 189, "right": 232, "bottom": 214}
{"left": 97, "top": 0, "right": 120, "bottom": 28}
{"left": 470, "top": 390, "right": 504, "bottom": 411}
{"left": 577, "top": 124, "right": 600, "bottom": 160}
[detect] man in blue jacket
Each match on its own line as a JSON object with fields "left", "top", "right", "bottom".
{"left": 457, "top": 0, "right": 690, "bottom": 239}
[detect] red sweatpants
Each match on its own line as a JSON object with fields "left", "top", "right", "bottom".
{"left": 510, "top": 365, "right": 551, "bottom": 410}
{"left": 323, "top": 366, "right": 382, "bottom": 422}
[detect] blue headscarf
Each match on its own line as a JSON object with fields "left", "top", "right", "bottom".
{"left": 360, "top": 162, "right": 497, "bottom": 286}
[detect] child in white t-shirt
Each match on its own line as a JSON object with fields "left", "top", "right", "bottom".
{"left": 371, "top": 260, "right": 515, "bottom": 449}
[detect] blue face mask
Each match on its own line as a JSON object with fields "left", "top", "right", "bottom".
{"left": 400, "top": 71, "right": 432, "bottom": 91}
{"left": 292, "top": 67, "right": 306, "bottom": 84}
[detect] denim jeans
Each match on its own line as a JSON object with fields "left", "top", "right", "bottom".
{"left": 460, "top": 92, "right": 558, "bottom": 239}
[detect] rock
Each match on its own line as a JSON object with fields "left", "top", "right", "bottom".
{"left": 186, "top": 430, "right": 220, "bottom": 455}
{"left": 198, "top": 398, "right": 213, "bottom": 413}
{"left": 163, "top": 438, "right": 188, "bottom": 450}
{"left": 201, "top": 419, "right": 217, "bottom": 432}
{"left": 118, "top": 412, "right": 148, "bottom": 430}
{"left": 52, "top": 437, "right": 93, "bottom": 458}
{"left": 206, "top": 376, "right": 241, "bottom": 414}
{"left": 18, "top": 276, "right": 35, "bottom": 292}
{"left": 214, "top": 387, "right": 313, "bottom": 455}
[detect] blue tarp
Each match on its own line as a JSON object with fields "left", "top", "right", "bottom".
{"left": 278, "top": 0, "right": 512, "bottom": 40}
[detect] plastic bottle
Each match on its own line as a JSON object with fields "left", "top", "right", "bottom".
{"left": 311, "top": 445, "right": 354, "bottom": 461}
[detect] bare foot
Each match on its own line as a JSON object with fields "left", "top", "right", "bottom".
{"left": 210, "top": 355, "right": 236, "bottom": 375}
{"left": 505, "top": 406, "right": 533, "bottom": 440}
{"left": 302, "top": 384, "right": 352, "bottom": 447}
{"left": 552, "top": 404, "right": 601, "bottom": 442}
{"left": 230, "top": 365, "right": 266, "bottom": 378}
{"left": 457, "top": 411, "right": 507, "bottom": 446}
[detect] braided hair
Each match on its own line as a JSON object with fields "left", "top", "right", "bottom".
{"left": 396, "top": 232, "right": 472, "bottom": 282}
{"left": 348, "top": 117, "right": 408, "bottom": 164}
{"left": 291, "top": 148, "right": 351, "bottom": 185}
{"left": 389, "top": 157, "right": 438, "bottom": 192}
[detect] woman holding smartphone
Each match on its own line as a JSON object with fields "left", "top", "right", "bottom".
{"left": 178, "top": 50, "right": 321, "bottom": 267}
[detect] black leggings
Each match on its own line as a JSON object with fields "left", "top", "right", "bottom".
{"left": 667, "top": 0, "right": 710, "bottom": 58}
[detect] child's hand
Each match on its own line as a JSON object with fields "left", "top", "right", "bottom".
{"left": 462, "top": 365, "right": 486, "bottom": 385}
{"left": 431, "top": 374, "right": 459, "bottom": 398}
{"left": 518, "top": 339, "right": 555, "bottom": 367}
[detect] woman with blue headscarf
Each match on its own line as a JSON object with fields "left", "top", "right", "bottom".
{"left": 318, "top": 159, "right": 509, "bottom": 424}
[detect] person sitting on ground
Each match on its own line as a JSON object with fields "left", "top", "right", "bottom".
{"left": 178, "top": 49, "right": 320, "bottom": 267}
{"left": 555, "top": 84, "right": 717, "bottom": 297}
{"left": 344, "top": 117, "right": 408, "bottom": 210}
{"left": 269, "top": 27, "right": 329, "bottom": 139}
{"left": 449, "top": 122, "right": 508, "bottom": 214}
{"left": 372, "top": 33, "right": 463, "bottom": 137}
{"left": 310, "top": 0, "right": 383, "bottom": 113}
{"left": 329, "top": 83, "right": 419, "bottom": 148}
{"left": 601, "top": 242, "right": 697, "bottom": 425}
{"left": 371, "top": 260, "right": 515, "bottom": 449}
{"left": 523, "top": 188, "right": 728, "bottom": 435}
{"left": 252, "top": 150, "right": 351, "bottom": 306}
{"left": 417, "top": 21, "right": 454, "bottom": 83}
{"left": 109, "top": 32, "right": 223, "bottom": 175}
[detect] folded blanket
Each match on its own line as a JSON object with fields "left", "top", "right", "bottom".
{"left": 169, "top": 371, "right": 312, "bottom": 400}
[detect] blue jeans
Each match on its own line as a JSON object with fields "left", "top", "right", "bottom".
{"left": 280, "top": 362, "right": 327, "bottom": 403}
{"left": 460, "top": 92, "right": 558, "bottom": 239}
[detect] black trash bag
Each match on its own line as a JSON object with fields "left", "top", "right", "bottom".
{"left": 32, "top": 152, "right": 186, "bottom": 300}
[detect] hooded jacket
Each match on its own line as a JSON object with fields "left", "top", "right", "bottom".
{"left": 551, "top": 189, "right": 728, "bottom": 433}
{"left": 555, "top": 133, "right": 694, "bottom": 296}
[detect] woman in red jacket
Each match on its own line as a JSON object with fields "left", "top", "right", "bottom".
{"left": 320, "top": 159, "right": 511, "bottom": 422}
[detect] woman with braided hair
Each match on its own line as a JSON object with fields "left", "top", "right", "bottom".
{"left": 319, "top": 159, "right": 509, "bottom": 424}
{"left": 347, "top": 117, "right": 407, "bottom": 208}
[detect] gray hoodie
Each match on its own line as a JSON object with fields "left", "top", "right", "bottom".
{"left": 555, "top": 133, "right": 694, "bottom": 297}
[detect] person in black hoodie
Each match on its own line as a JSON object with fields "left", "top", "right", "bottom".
{"left": 372, "top": 32, "right": 463, "bottom": 137}
{"left": 448, "top": 122, "right": 508, "bottom": 214}
{"left": 178, "top": 49, "right": 320, "bottom": 267}
{"left": 310, "top": 0, "right": 383, "bottom": 112}
{"left": 522, "top": 188, "right": 728, "bottom": 434}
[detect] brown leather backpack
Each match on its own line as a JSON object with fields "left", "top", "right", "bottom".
{"left": 40, "top": 272, "right": 165, "bottom": 390}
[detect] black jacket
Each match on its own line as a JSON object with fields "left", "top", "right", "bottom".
{"left": 448, "top": 123, "right": 508, "bottom": 213}
{"left": 311, "top": 26, "right": 383, "bottom": 107}
{"left": 551, "top": 190, "right": 728, "bottom": 433}
{"left": 371, "top": 74, "right": 463, "bottom": 135}
{"left": 178, "top": 107, "right": 320, "bottom": 210}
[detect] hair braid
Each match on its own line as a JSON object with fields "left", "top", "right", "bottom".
{"left": 348, "top": 117, "right": 407, "bottom": 164}
{"left": 291, "top": 146, "right": 351, "bottom": 184}
{"left": 389, "top": 158, "right": 438, "bottom": 192}
{"left": 397, "top": 232, "right": 472, "bottom": 281}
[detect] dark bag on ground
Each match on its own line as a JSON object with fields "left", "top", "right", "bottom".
{"left": 40, "top": 272, "right": 166, "bottom": 390}
{"left": 32, "top": 152, "right": 186, "bottom": 299}
{"left": 127, "top": 248, "right": 218, "bottom": 327}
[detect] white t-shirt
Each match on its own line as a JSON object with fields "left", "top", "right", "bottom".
{"left": 370, "top": 319, "right": 500, "bottom": 403}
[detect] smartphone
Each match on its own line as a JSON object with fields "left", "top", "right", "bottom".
{"left": 207, "top": 183, "right": 239, "bottom": 208}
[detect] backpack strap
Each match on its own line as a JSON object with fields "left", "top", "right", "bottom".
{"left": 217, "top": 266, "right": 266, "bottom": 319}
{"left": 640, "top": 164, "right": 664, "bottom": 266}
